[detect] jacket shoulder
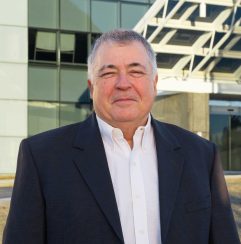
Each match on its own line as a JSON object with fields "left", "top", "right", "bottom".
{"left": 24, "top": 115, "right": 94, "bottom": 152}
{"left": 153, "top": 119, "right": 215, "bottom": 155}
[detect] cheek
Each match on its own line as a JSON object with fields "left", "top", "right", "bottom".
{"left": 138, "top": 82, "right": 156, "bottom": 97}
{"left": 93, "top": 82, "right": 113, "bottom": 99}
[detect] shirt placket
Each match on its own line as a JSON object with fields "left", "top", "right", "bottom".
{"left": 130, "top": 131, "right": 149, "bottom": 244}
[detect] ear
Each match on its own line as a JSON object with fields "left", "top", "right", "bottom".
{"left": 153, "top": 73, "right": 158, "bottom": 95}
{"left": 88, "top": 79, "right": 94, "bottom": 99}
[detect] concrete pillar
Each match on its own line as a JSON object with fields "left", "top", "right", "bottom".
{"left": 0, "top": 0, "right": 28, "bottom": 173}
{"left": 152, "top": 93, "right": 209, "bottom": 140}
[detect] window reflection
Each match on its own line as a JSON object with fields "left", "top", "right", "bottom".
{"left": 29, "top": 0, "right": 58, "bottom": 28}
{"left": 60, "top": 103, "right": 92, "bottom": 127}
{"left": 28, "top": 101, "right": 59, "bottom": 136}
{"left": 121, "top": 3, "right": 148, "bottom": 29}
{"left": 60, "top": 67, "right": 89, "bottom": 103}
{"left": 210, "top": 114, "right": 229, "bottom": 170}
{"left": 91, "top": 0, "right": 119, "bottom": 32}
{"left": 60, "top": 0, "right": 90, "bottom": 32}
{"left": 28, "top": 66, "right": 59, "bottom": 101}
{"left": 231, "top": 116, "right": 241, "bottom": 170}
{"left": 210, "top": 113, "right": 241, "bottom": 170}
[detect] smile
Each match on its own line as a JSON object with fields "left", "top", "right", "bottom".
{"left": 112, "top": 98, "right": 137, "bottom": 105}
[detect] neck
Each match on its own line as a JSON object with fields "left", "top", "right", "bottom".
{"left": 118, "top": 125, "right": 137, "bottom": 148}
{"left": 97, "top": 115, "right": 149, "bottom": 149}
{"left": 110, "top": 117, "right": 148, "bottom": 148}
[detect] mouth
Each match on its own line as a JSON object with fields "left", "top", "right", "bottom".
{"left": 112, "top": 97, "right": 137, "bottom": 105}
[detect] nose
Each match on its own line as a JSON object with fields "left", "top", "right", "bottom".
{"left": 115, "top": 73, "right": 131, "bottom": 90}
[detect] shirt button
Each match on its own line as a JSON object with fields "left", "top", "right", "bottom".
{"left": 139, "top": 229, "right": 145, "bottom": 234}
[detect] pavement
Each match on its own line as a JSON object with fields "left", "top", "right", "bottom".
{"left": 0, "top": 188, "right": 12, "bottom": 199}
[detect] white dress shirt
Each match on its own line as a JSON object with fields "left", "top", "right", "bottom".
{"left": 97, "top": 115, "right": 162, "bottom": 244}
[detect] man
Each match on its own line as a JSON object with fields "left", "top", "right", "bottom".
{"left": 3, "top": 29, "right": 240, "bottom": 244}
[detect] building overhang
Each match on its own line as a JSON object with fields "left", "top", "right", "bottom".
{"left": 134, "top": 0, "right": 241, "bottom": 95}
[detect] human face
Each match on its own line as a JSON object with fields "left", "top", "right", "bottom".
{"left": 88, "top": 41, "right": 158, "bottom": 128}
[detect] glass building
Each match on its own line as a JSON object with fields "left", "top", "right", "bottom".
{"left": 0, "top": 0, "right": 241, "bottom": 173}
{"left": 0, "top": 0, "right": 154, "bottom": 173}
{"left": 28, "top": 0, "right": 155, "bottom": 136}
{"left": 135, "top": 0, "right": 241, "bottom": 171}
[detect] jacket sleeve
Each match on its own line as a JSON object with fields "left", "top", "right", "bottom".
{"left": 3, "top": 139, "right": 46, "bottom": 244}
{"left": 209, "top": 144, "right": 240, "bottom": 243}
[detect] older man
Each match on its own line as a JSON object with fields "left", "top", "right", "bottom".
{"left": 3, "top": 29, "right": 240, "bottom": 244}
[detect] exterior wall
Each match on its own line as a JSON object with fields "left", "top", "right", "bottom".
{"left": 0, "top": 0, "right": 154, "bottom": 174}
{"left": 152, "top": 93, "right": 209, "bottom": 140}
{"left": 1, "top": 0, "right": 238, "bottom": 172}
{"left": 0, "top": 0, "right": 28, "bottom": 173}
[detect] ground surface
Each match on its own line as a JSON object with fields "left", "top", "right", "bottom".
{"left": 226, "top": 176, "right": 241, "bottom": 241}
{"left": 0, "top": 177, "right": 240, "bottom": 242}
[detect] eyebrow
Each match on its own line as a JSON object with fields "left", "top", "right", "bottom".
{"left": 98, "top": 64, "right": 117, "bottom": 73}
{"left": 98, "top": 62, "right": 146, "bottom": 73}
{"left": 128, "top": 62, "right": 146, "bottom": 70}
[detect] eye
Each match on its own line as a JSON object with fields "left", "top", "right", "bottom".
{"left": 129, "top": 70, "right": 145, "bottom": 78}
{"left": 99, "top": 72, "right": 116, "bottom": 79}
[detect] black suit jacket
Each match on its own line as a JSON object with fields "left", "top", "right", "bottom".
{"left": 3, "top": 114, "right": 240, "bottom": 244}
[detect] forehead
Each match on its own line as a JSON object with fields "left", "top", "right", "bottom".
{"left": 94, "top": 41, "right": 149, "bottom": 65}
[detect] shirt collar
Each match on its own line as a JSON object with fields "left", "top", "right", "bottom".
{"left": 96, "top": 114, "right": 152, "bottom": 151}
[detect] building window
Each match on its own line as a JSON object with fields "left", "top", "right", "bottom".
{"left": 27, "top": 0, "right": 153, "bottom": 136}
{"left": 60, "top": 33, "right": 88, "bottom": 64}
{"left": 29, "top": 29, "right": 89, "bottom": 64}
{"left": 91, "top": 0, "right": 119, "bottom": 32}
{"left": 29, "top": 0, "right": 59, "bottom": 28}
{"left": 28, "top": 101, "right": 59, "bottom": 137}
{"left": 121, "top": 2, "right": 149, "bottom": 29}
{"left": 60, "top": 103, "right": 92, "bottom": 127}
{"left": 29, "top": 29, "right": 57, "bottom": 62}
{"left": 60, "top": 67, "right": 89, "bottom": 103}
{"left": 28, "top": 66, "right": 59, "bottom": 101}
{"left": 210, "top": 103, "right": 241, "bottom": 171}
{"left": 60, "top": 0, "right": 90, "bottom": 32}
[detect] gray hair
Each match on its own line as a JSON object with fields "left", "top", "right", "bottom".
{"left": 87, "top": 29, "right": 157, "bottom": 80}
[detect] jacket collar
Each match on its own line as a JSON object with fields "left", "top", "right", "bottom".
{"left": 73, "top": 113, "right": 184, "bottom": 244}
{"left": 152, "top": 118, "right": 184, "bottom": 244}
{"left": 72, "top": 113, "right": 124, "bottom": 243}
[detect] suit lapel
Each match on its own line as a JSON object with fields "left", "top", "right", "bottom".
{"left": 72, "top": 114, "right": 184, "bottom": 244}
{"left": 72, "top": 114, "right": 124, "bottom": 243}
{"left": 152, "top": 119, "right": 185, "bottom": 244}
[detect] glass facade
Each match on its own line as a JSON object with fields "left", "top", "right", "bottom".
{"left": 60, "top": 0, "right": 90, "bottom": 32}
{"left": 29, "top": 0, "right": 59, "bottom": 28}
{"left": 210, "top": 103, "right": 241, "bottom": 170}
{"left": 1, "top": 0, "right": 240, "bottom": 173}
{"left": 28, "top": 0, "right": 153, "bottom": 136}
{"left": 27, "top": 0, "right": 241, "bottom": 171}
{"left": 121, "top": 3, "right": 149, "bottom": 29}
{"left": 91, "top": 1, "right": 119, "bottom": 32}
{"left": 28, "top": 66, "right": 59, "bottom": 101}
